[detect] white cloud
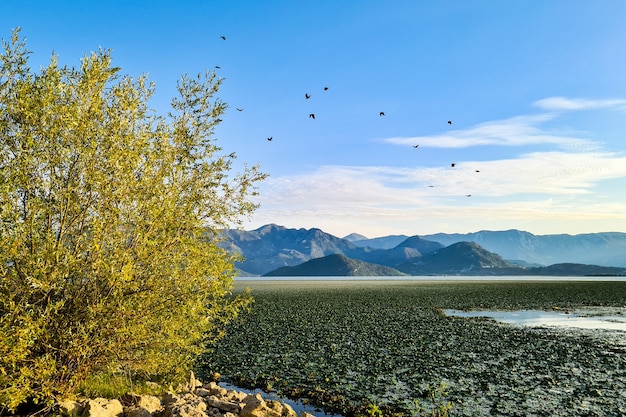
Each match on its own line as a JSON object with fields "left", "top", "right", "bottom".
{"left": 248, "top": 151, "right": 626, "bottom": 236}
{"left": 533, "top": 97, "right": 626, "bottom": 111}
{"left": 244, "top": 97, "right": 626, "bottom": 237}
{"left": 385, "top": 96, "right": 626, "bottom": 150}
{"left": 384, "top": 114, "right": 597, "bottom": 150}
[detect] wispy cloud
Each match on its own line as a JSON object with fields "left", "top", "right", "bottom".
{"left": 384, "top": 114, "right": 597, "bottom": 150}
{"left": 533, "top": 97, "right": 626, "bottom": 111}
{"left": 248, "top": 151, "right": 626, "bottom": 235}
{"left": 245, "top": 97, "right": 626, "bottom": 236}
{"left": 384, "top": 97, "right": 626, "bottom": 150}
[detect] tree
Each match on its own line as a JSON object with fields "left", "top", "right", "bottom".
{"left": 0, "top": 28, "right": 266, "bottom": 411}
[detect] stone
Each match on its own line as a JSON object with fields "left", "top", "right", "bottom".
{"left": 281, "top": 403, "right": 297, "bottom": 417}
{"left": 174, "top": 404, "right": 208, "bottom": 417}
{"left": 82, "top": 398, "right": 123, "bottom": 417}
{"left": 205, "top": 395, "right": 241, "bottom": 413}
{"left": 124, "top": 408, "right": 153, "bottom": 417}
{"left": 207, "top": 382, "right": 228, "bottom": 397}
{"left": 57, "top": 400, "right": 84, "bottom": 416}
{"left": 240, "top": 394, "right": 281, "bottom": 417}
{"left": 194, "top": 388, "right": 211, "bottom": 398}
{"left": 227, "top": 390, "right": 247, "bottom": 402}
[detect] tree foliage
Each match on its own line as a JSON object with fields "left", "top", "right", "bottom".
{"left": 0, "top": 28, "right": 266, "bottom": 411}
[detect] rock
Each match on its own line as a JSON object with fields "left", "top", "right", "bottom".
{"left": 205, "top": 395, "right": 241, "bottom": 413}
{"left": 57, "top": 399, "right": 84, "bottom": 416}
{"left": 184, "top": 371, "right": 203, "bottom": 392}
{"left": 124, "top": 408, "right": 153, "bottom": 417}
{"left": 161, "top": 392, "right": 180, "bottom": 407}
{"left": 240, "top": 394, "right": 281, "bottom": 417}
{"left": 68, "top": 381, "right": 299, "bottom": 417}
{"left": 174, "top": 404, "right": 208, "bottom": 417}
{"left": 124, "top": 394, "right": 163, "bottom": 417}
{"left": 281, "top": 403, "right": 297, "bottom": 417}
{"left": 227, "top": 390, "right": 247, "bottom": 402}
{"left": 207, "top": 382, "right": 228, "bottom": 397}
{"left": 82, "top": 398, "right": 123, "bottom": 417}
{"left": 136, "top": 395, "right": 162, "bottom": 414}
{"left": 194, "top": 388, "right": 212, "bottom": 398}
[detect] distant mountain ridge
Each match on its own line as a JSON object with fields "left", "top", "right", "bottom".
{"left": 398, "top": 241, "right": 515, "bottom": 275}
{"left": 264, "top": 254, "right": 406, "bottom": 277}
{"left": 420, "top": 230, "right": 626, "bottom": 267}
{"left": 221, "top": 224, "right": 626, "bottom": 276}
{"left": 221, "top": 224, "right": 443, "bottom": 275}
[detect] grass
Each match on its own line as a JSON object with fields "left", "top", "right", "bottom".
{"left": 77, "top": 371, "right": 163, "bottom": 400}
{"left": 199, "top": 279, "right": 626, "bottom": 416}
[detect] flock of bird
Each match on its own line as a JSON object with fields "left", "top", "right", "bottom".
{"left": 218, "top": 35, "right": 479, "bottom": 197}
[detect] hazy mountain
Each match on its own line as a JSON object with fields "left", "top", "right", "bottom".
{"left": 351, "top": 235, "right": 410, "bottom": 249}
{"left": 264, "top": 254, "right": 406, "bottom": 277}
{"left": 221, "top": 224, "right": 374, "bottom": 275}
{"left": 524, "top": 263, "right": 626, "bottom": 276}
{"left": 222, "top": 224, "right": 626, "bottom": 276}
{"left": 421, "top": 230, "right": 626, "bottom": 267}
{"left": 357, "top": 236, "right": 444, "bottom": 267}
{"left": 343, "top": 233, "right": 368, "bottom": 242}
{"left": 221, "top": 224, "right": 445, "bottom": 275}
{"left": 397, "top": 241, "right": 516, "bottom": 275}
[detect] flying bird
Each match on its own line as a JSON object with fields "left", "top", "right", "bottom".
{"left": 236, "top": 108, "right": 244, "bottom": 112}
{"left": 267, "top": 137, "right": 273, "bottom": 141}
{"left": 309, "top": 113, "right": 315, "bottom": 119}
{"left": 220, "top": 36, "right": 226, "bottom": 40}
{"left": 413, "top": 145, "right": 419, "bottom": 148}
{"left": 214, "top": 65, "right": 221, "bottom": 69}
{"left": 451, "top": 163, "right": 456, "bottom": 167}
{"left": 466, "top": 194, "right": 472, "bottom": 197}
{"left": 448, "top": 120, "right": 452, "bottom": 125}
{"left": 324, "top": 87, "right": 329, "bottom": 91}
{"left": 475, "top": 170, "right": 480, "bottom": 173}
{"left": 380, "top": 112, "right": 385, "bottom": 116}
{"left": 305, "top": 93, "right": 311, "bottom": 99}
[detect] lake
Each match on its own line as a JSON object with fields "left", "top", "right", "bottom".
{"left": 444, "top": 308, "right": 626, "bottom": 331}
{"left": 236, "top": 275, "right": 626, "bottom": 282}
{"left": 214, "top": 278, "right": 626, "bottom": 416}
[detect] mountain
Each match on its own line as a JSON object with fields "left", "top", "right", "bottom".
{"left": 397, "top": 241, "right": 515, "bottom": 275}
{"left": 351, "top": 235, "right": 410, "bottom": 249}
{"left": 524, "top": 263, "right": 626, "bottom": 276}
{"left": 421, "top": 230, "right": 626, "bottom": 267}
{"left": 343, "top": 233, "right": 368, "bottom": 242}
{"left": 220, "top": 224, "right": 374, "bottom": 275}
{"left": 264, "top": 254, "right": 407, "bottom": 277}
{"left": 357, "top": 236, "right": 444, "bottom": 267}
{"left": 221, "top": 224, "right": 626, "bottom": 276}
{"left": 221, "top": 224, "right": 444, "bottom": 275}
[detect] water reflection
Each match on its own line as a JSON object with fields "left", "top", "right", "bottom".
{"left": 443, "top": 309, "right": 626, "bottom": 331}
{"left": 219, "top": 382, "right": 342, "bottom": 417}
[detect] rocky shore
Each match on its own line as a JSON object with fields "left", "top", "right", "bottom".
{"left": 56, "top": 373, "right": 314, "bottom": 417}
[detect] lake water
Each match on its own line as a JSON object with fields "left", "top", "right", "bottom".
{"left": 236, "top": 275, "right": 626, "bottom": 281}
{"left": 219, "top": 382, "right": 341, "bottom": 417}
{"left": 443, "top": 308, "right": 626, "bottom": 331}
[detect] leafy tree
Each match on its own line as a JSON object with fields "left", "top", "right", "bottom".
{"left": 0, "top": 28, "right": 266, "bottom": 411}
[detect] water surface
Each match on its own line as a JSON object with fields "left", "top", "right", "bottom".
{"left": 443, "top": 308, "right": 626, "bottom": 331}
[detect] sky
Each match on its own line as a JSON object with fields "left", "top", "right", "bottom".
{"left": 3, "top": 1, "right": 626, "bottom": 239}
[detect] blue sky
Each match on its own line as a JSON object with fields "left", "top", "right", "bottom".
{"left": 4, "top": 1, "right": 626, "bottom": 238}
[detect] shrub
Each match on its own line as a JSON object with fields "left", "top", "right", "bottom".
{"left": 0, "top": 28, "right": 265, "bottom": 411}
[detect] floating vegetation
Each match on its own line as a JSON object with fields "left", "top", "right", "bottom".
{"left": 199, "top": 280, "right": 626, "bottom": 416}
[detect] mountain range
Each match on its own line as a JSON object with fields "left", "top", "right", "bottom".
{"left": 220, "top": 224, "right": 626, "bottom": 276}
